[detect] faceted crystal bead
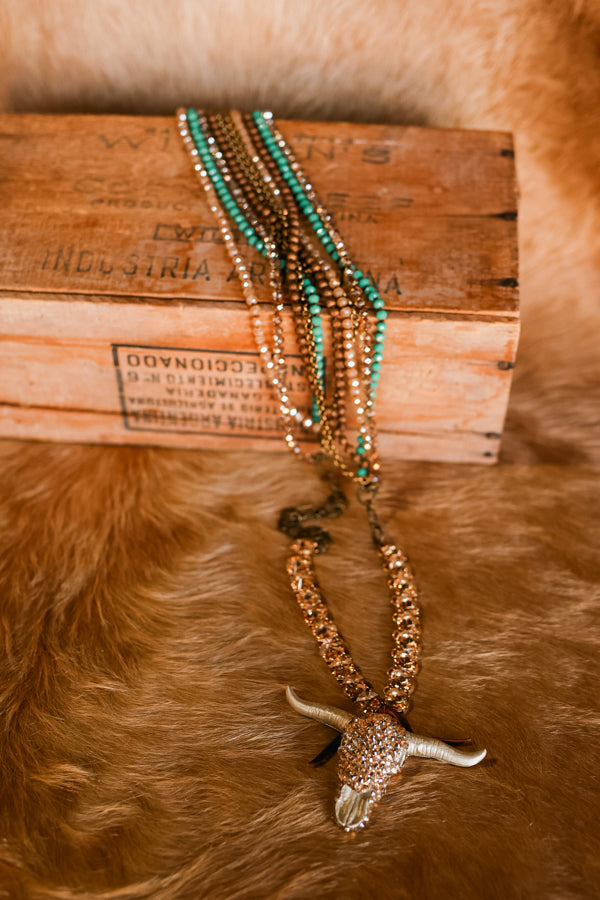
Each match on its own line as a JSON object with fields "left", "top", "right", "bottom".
{"left": 383, "top": 685, "right": 411, "bottom": 705}
{"left": 286, "top": 556, "right": 301, "bottom": 575}
{"left": 380, "top": 544, "right": 398, "bottom": 558}
{"left": 391, "top": 646, "right": 418, "bottom": 665}
{"left": 355, "top": 686, "right": 379, "bottom": 704}
{"left": 402, "top": 638, "right": 419, "bottom": 652}
{"left": 399, "top": 597, "right": 418, "bottom": 611}
{"left": 312, "top": 622, "right": 337, "bottom": 643}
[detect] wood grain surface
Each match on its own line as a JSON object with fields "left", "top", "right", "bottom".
{"left": 0, "top": 114, "right": 519, "bottom": 462}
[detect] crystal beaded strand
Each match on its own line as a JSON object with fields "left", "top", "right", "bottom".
{"left": 176, "top": 108, "right": 487, "bottom": 832}
{"left": 177, "top": 109, "right": 309, "bottom": 455}
{"left": 178, "top": 106, "right": 423, "bottom": 710}
{"left": 250, "top": 111, "right": 386, "bottom": 477}
{"left": 179, "top": 107, "right": 385, "bottom": 480}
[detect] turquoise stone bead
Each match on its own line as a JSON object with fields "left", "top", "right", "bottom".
{"left": 376, "top": 310, "right": 388, "bottom": 321}
{"left": 357, "top": 467, "right": 368, "bottom": 477}
{"left": 373, "top": 298, "right": 385, "bottom": 309}
{"left": 358, "top": 277, "right": 371, "bottom": 289}
{"left": 309, "top": 303, "right": 321, "bottom": 315}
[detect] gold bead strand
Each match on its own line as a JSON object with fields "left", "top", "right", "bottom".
{"left": 255, "top": 114, "right": 383, "bottom": 481}
{"left": 287, "top": 538, "right": 379, "bottom": 706}
{"left": 200, "top": 112, "right": 329, "bottom": 457}
{"left": 240, "top": 113, "right": 344, "bottom": 462}
{"left": 178, "top": 109, "right": 307, "bottom": 453}
{"left": 244, "top": 115, "right": 373, "bottom": 480}
{"left": 378, "top": 543, "right": 422, "bottom": 712}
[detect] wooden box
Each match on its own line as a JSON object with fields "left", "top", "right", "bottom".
{"left": 0, "top": 114, "right": 519, "bottom": 463}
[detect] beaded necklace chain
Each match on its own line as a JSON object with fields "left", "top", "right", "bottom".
{"left": 177, "top": 108, "right": 486, "bottom": 831}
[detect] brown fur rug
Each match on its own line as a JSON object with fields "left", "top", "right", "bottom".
{"left": 1, "top": 2, "right": 599, "bottom": 897}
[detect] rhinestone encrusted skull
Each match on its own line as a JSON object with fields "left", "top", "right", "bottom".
{"left": 336, "top": 711, "right": 409, "bottom": 830}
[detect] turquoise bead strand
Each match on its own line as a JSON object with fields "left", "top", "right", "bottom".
{"left": 179, "top": 108, "right": 386, "bottom": 484}
{"left": 252, "top": 111, "right": 388, "bottom": 456}
{"left": 186, "top": 108, "right": 268, "bottom": 258}
{"left": 187, "top": 109, "right": 328, "bottom": 408}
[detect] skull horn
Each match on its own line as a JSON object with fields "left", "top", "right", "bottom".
{"left": 406, "top": 732, "right": 487, "bottom": 767}
{"left": 285, "top": 686, "right": 353, "bottom": 733}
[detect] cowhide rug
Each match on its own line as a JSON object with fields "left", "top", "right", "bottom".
{"left": 0, "top": 2, "right": 598, "bottom": 898}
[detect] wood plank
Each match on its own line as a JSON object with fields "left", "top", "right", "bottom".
{"left": 0, "top": 294, "right": 517, "bottom": 462}
{"left": 0, "top": 404, "right": 501, "bottom": 464}
{"left": 0, "top": 114, "right": 518, "bottom": 314}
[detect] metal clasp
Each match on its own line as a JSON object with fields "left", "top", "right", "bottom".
{"left": 357, "top": 481, "right": 388, "bottom": 548}
{"left": 277, "top": 455, "right": 348, "bottom": 553}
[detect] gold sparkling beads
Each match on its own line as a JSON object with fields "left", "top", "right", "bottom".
{"left": 287, "top": 539, "right": 378, "bottom": 704}
{"left": 378, "top": 543, "right": 421, "bottom": 711}
{"left": 285, "top": 537, "right": 422, "bottom": 715}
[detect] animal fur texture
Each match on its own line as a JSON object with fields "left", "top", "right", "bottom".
{"left": 0, "top": 1, "right": 599, "bottom": 897}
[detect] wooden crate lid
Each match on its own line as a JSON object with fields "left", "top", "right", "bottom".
{"left": 0, "top": 114, "right": 518, "bottom": 319}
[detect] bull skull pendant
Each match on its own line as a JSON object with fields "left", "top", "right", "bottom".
{"left": 280, "top": 486, "right": 487, "bottom": 832}
{"left": 286, "top": 687, "right": 487, "bottom": 831}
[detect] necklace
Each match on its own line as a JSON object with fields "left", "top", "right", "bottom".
{"left": 176, "top": 108, "right": 487, "bottom": 831}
